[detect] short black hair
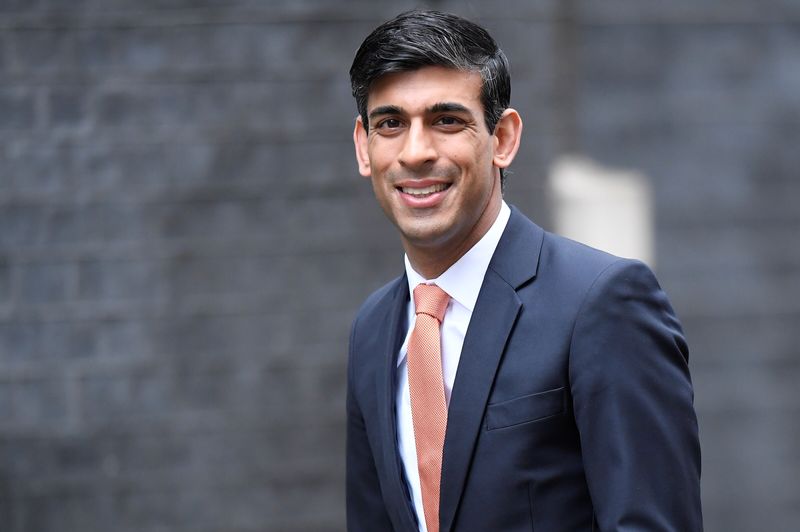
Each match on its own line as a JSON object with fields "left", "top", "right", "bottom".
{"left": 350, "top": 10, "right": 511, "bottom": 137}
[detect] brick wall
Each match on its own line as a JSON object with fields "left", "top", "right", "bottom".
{"left": 0, "top": 1, "right": 797, "bottom": 530}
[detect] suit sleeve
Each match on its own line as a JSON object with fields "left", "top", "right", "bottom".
{"left": 346, "top": 316, "right": 395, "bottom": 531}
{"left": 569, "top": 259, "right": 703, "bottom": 531}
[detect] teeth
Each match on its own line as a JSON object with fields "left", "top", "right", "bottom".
{"left": 401, "top": 183, "right": 449, "bottom": 196}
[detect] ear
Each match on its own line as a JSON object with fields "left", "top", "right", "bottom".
{"left": 492, "top": 108, "right": 523, "bottom": 169}
{"left": 353, "top": 115, "right": 372, "bottom": 177}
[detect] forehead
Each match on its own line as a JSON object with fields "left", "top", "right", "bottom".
{"left": 367, "top": 66, "right": 483, "bottom": 112}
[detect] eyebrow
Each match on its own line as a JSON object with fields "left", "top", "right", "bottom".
{"left": 367, "top": 102, "right": 475, "bottom": 123}
{"left": 429, "top": 102, "right": 473, "bottom": 116}
{"left": 368, "top": 105, "right": 404, "bottom": 122}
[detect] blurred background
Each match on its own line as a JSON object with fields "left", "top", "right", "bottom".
{"left": 1, "top": 0, "right": 798, "bottom": 530}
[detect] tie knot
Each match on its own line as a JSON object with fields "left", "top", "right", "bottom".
{"left": 413, "top": 284, "right": 450, "bottom": 322}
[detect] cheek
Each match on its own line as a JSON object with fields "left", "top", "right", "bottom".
{"left": 454, "top": 138, "right": 492, "bottom": 166}
{"left": 369, "top": 148, "right": 399, "bottom": 175}
{"left": 457, "top": 150, "right": 495, "bottom": 183}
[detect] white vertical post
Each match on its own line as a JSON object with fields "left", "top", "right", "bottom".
{"left": 548, "top": 155, "right": 655, "bottom": 266}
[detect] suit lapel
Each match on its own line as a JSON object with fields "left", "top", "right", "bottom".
{"left": 439, "top": 207, "right": 545, "bottom": 532}
{"left": 439, "top": 271, "right": 520, "bottom": 532}
{"left": 375, "top": 276, "right": 419, "bottom": 531}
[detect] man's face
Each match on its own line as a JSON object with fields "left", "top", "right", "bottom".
{"left": 354, "top": 66, "right": 503, "bottom": 260}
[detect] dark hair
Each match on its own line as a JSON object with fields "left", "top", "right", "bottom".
{"left": 350, "top": 10, "right": 511, "bottom": 137}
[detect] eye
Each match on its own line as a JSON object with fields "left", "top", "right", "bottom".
{"left": 376, "top": 118, "right": 403, "bottom": 129}
{"left": 434, "top": 115, "right": 464, "bottom": 128}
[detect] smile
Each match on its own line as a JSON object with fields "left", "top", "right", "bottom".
{"left": 399, "top": 183, "right": 451, "bottom": 197}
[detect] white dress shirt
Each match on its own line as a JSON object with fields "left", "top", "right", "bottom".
{"left": 396, "top": 201, "right": 511, "bottom": 532}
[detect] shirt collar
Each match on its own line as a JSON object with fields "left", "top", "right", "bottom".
{"left": 404, "top": 201, "right": 511, "bottom": 311}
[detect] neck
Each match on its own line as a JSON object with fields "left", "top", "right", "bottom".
{"left": 405, "top": 198, "right": 501, "bottom": 279}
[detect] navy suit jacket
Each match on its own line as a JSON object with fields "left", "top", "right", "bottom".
{"left": 346, "top": 207, "right": 702, "bottom": 531}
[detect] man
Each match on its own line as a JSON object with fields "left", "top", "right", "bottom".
{"left": 346, "top": 10, "right": 702, "bottom": 532}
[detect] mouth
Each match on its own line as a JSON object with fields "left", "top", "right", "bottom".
{"left": 397, "top": 182, "right": 451, "bottom": 198}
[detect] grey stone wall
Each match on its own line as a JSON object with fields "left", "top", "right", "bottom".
{"left": 573, "top": 3, "right": 800, "bottom": 529}
{"left": 0, "top": 1, "right": 797, "bottom": 531}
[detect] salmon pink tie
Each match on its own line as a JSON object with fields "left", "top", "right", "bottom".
{"left": 408, "top": 283, "right": 451, "bottom": 532}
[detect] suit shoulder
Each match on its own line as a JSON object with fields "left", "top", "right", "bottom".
{"left": 541, "top": 230, "right": 655, "bottom": 279}
{"left": 533, "top": 230, "right": 668, "bottom": 309}
{"left": 543, "top": 231, "right": 621, "bottom": 269}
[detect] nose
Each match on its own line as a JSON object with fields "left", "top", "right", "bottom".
{"left": 398, "top": 120, "right": 437, "bottom": 168}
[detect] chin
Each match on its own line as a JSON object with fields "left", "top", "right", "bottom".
{"left": 398, "top": 220, "right": 454, "bottom": 248}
